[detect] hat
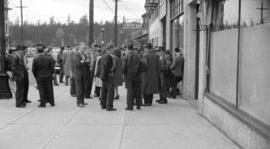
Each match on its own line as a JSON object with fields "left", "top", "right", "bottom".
{"left": 144, "top": 43, "right": 152, "bottom": 49}
{"left": 157, "top": 47, "right": 165, "bottom": 52}
{"left": 127, "top": 44, "right": 134, "bottom": 50}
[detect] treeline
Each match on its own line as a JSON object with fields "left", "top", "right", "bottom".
{"left": 10, "top": 15, "right": 133, "bottom": 47}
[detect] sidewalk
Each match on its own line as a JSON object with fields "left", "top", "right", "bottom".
{"left": 0, "top": 84, "right": 240, "bottom": 149}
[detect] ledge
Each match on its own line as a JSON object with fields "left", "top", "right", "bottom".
{"left": 204, "top": 93, "right": 270, "bottom": 141}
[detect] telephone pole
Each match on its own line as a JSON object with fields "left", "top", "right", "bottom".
{"left": 89, "top": 0, "right": 94, "bottom": 47}
{"left": 114, "top": 0, "right": 118, "bottom": 47}
{"left": 256, "top": 1, "right": 269, "bottom": 24}
{"left": 16, "top": 0, "right": 27, "bottom": 45}
{"left": 0, "top": 0, "right": 12, "bottom": 99}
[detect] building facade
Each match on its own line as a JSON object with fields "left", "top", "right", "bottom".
{"left": 144, "top": 0, "right": 270, "bottom": 148}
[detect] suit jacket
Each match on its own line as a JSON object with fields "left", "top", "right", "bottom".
{"left": 11, "top": 51, "right": 27, "bottom": 81}
{"left": 100, "top": 53, "right": 113, "bottom": 81}
{"left": 72, "top": 52, "right": 87, "bottom": 80}
{"left": 122, "top": 51, "right": 144, "bottom": 81}
{"left": 32, "top": 53, "right": 55, "bottom": 80}
{"left": 171, "top": 54, "right": 184, "bottom": 77}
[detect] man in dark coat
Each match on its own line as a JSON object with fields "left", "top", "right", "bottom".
{"left": 72, "top": 45, "right": 89, "bottom": 107}
{"left": 171, "top": 48, "right": 184, "bottom": 98}
{"left": 100, "top": 44, "right": 116, "bottom": 111}
{"left": 123, "top": 44, "right": 145, "bottom": 110}
{"left": 156, "top": 47, "right": 172, "bottom": 104}
{"left": 32, "top": 45, "right": 55, "bottom": 107}
{"left": 10, "top": 45, "right": 31, "bottom": 108}
{"left": 141, "top": 43, "right": 160, "bottom": 106}
{"left": 57, "top": 46, "right": 65, "bottom": 83}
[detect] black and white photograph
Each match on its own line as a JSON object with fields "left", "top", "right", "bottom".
{"left": 0, "top": 0, "right": 269, "bottom": 149}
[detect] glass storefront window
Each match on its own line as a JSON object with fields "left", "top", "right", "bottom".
{"left": 171, "top": 15, "right": 184, "bottom": 51}
{"left": 170, "top": 0, "right": 184, "bottom": 18}
{"left": 209, "top": 0, "right": 239, "bottom": 105}
{"left": 239, "top": 0, "right": 270, "bottom": 126}
{"left": 212, "top": 0, "right": 239, "bottom": 31}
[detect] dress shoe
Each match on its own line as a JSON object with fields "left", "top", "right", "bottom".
{"left": 50, "top": 104, "right": 55, "bottom": 107}
{"left": 158, "top": 100, "right": 168, "bottom": 104}
{"left": 54, "top": 83, "right": 59, "bottom": 86}
{"left": 16, "top": 104, "right": 26, "bottom": 108}
{"left": 114, "top": 95, "right": 120, "bottom": 100}
{"left": 101, "top": 106, "right": 107, "bottom": 110}
{"left": 155, "top": 99, "right": 162, "bottom": 103}
{"left": 143, "top": 103, "right": 152, "bottom": 106}
{"left": 77, "top": 104, "right": 85, "bottom": 107}
{"left": 82, "top": 103, "right": 88, "bottom": 105}
{"left": 106, "top": 108, "right": 117, "bottom": 111}
{"left": 125, "top": 107, "right": 133, "bottom": 111}
{"left": 136, "top": 106, "right": 141, "bottom": 110}
{"left": 24, "top": 99, "right": 31, "bottom": 103}
{"left": 38, "top": 105, "right": 46, "bottom": 108}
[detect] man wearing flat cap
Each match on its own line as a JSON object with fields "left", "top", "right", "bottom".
{"left": 100, "top": 44, "right": 117, "bottom": 111}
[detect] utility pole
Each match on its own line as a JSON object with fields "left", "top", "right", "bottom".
{"left": 114, "top": 0, "right": 118, "bottom": 47}
{"left": 256, "top": 1, "right": 269, "bottom": 24}
{"left": 16, "top": 0, "right": 27, "bottom": 45}
{"left": 89, "top": 0, "right": 94, "bottom": 47}
{"left": 0, "top": 0, "right": 12, "bottom": 99}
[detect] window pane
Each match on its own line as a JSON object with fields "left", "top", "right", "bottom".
{"left": 210, "top": 29, "right": 238, "bottom": 105}
{"left": 213, "top": 0, "right": 239, "bottom": 31}
{"left": 209, "top": 0, "right": 239, "bottom": 104}
{"left": 239, "top": 0, "right": 270, "bottom": 126}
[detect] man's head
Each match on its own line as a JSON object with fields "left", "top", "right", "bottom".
{"left": 127, "top": 44, "right": 134, "bottom": 51}
{"left": 61, "top": 46, "right": 65, "bottom": 51}
{"left": 36, "top": 44, "right": 45, "bottom": 53}
{"left": 106, "top": 44, "right": 114, "bottom": 53}
{"left": 144, "top": 43, "right": 152, "bottom": 52}
{"left": 157, "top": 47, "right": 165, "bottom": 55}
{"left": 78, "top": 45, "right": 86, "bottom": 54}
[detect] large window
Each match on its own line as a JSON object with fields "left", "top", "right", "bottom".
{"left": 171, "top": 16, "right": 184, "bottom": 51}
{"left": 171, "top": 0, "right": 184, "bottom": 18}
{"left": 208, "top": 0, "right": 270, "bottom": 126}
{"left": 210, "top": 0, "right": 239, "bottom": 105}
{"left": 239, "top": 0, "right": 270, "bottom": 126}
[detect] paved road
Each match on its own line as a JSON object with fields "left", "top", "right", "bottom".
{"left": 0, "top": 85, "right": 240, "bottom": 149}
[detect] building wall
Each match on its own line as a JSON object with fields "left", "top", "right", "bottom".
{"left": 183, "top": 0, "right": 197, "bottom": 100}
{"left": 149, "top": 17, "right": 159, "bottom": 46}
{"left": 197, "top": 0, "right": 270, "bottom": 148}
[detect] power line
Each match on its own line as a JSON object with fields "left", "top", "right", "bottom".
{"left": 102, "top": 0, "right": 115, "bottom": 14}
{"left": 120, "top": 1, "right": 140, "bottom": 19}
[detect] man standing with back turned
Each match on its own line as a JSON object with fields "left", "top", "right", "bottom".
{"left": 100, "top": 44, "right": 116, "bottom": 111}
{"left": 123, "top": 44, "right": 144, "bottom": 110}
{"left": 32, "top": 44, "right": 55, "bottom": 107}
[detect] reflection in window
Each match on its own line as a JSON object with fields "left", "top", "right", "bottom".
{"left": 212, "top": 0, "right": 239, "bottom": 31}
{"left": 241, "top": 0, "right": 270, "bottom": 27}
{"left": 171, "top": 16, "right": 184, "bottom": 51}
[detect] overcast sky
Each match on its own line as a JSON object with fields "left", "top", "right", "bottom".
{"left": 8, "top": 0, "right": 146, "bottom": 24}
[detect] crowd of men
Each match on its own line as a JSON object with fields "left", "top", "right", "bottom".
{"left": 5, "top": 42, "right": 184, "bottom": 111}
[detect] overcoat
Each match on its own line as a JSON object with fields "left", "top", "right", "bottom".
{"left": 63, "top": 50, "right": 73, "bottom": 76}
{"left": 113, "top": 56, "right": 123, "bottom": 86}
{"left": 141, "top": 51, "right": 160, "bottom": 94}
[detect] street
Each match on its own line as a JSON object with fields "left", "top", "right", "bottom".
{"left": 0, "top": 84, "right": 240, "bottom": 149}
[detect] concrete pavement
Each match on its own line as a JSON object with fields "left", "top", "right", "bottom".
{"left": 0, "top": 84, "right": 240, "bottom": 149}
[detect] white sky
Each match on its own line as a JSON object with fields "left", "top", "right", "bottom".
{"left": 8, "top": 0, "right": 146, "bottom": 24}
